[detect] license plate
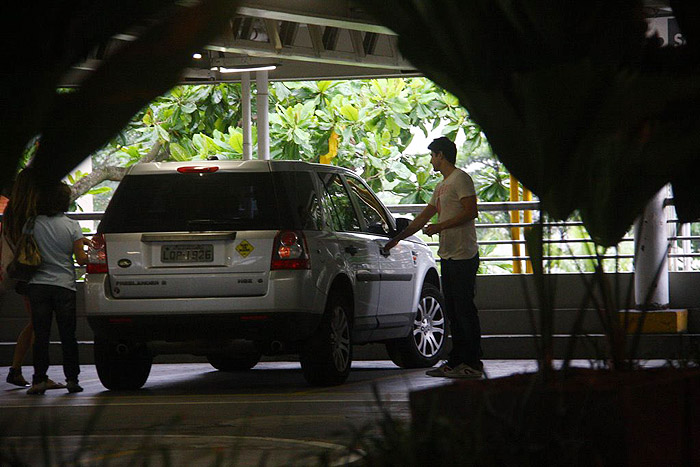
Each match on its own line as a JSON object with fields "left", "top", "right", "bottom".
{"left": 161, "top": 244, "right": 214, "bottom": 263}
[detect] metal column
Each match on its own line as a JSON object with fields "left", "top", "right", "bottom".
{"left": 634, "top": 186, "right": 669, "bottom": 309}
{"left": 256, "top": 70, "right": 269, "bottom": 160}
{"left": 241, "top": 72, "right": 252, "bottom": 160}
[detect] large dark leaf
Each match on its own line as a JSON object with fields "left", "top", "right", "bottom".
{"left": 0, "top": 1, "right": 239, "bottom": 189}
{"left": 359, "top": 0, "right": 700, "bottom": 246}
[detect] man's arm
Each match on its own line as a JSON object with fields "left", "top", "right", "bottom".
{"left": 423, "top": 195, "right": 477, "bottom": 235}
{"left": 384, "top": 204, "right": 437, "bottom": 251}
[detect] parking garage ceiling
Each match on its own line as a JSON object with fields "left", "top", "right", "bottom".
{"left": 60, "top": 0, "right": 674, "bottom": 87}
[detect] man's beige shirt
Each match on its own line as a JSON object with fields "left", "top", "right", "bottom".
{"left": 428, "top": 168, "right": 478, "bottom": 260}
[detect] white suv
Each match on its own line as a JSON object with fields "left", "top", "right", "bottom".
{"left": 84, "top": 160, "right": 445, "bottom": 388}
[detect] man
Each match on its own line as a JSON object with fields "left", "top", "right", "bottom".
{"left": 384, "top": 136, "right": 483, "bottom": 379}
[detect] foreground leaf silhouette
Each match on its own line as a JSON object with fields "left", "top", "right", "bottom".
{"left": 359, "top": 0, "right": 700, "bottom": 246}
{"left": 0, "top": 1, "right": 239, "bottom": 189}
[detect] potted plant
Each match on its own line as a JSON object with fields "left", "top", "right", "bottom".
{"left": 407, "top": 221, "right": 700, "bottom": 465}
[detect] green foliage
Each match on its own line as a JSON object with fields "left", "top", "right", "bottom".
{"left": 94, "top": 78, "right": 499, "bottom": 203}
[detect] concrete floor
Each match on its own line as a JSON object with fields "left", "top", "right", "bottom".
{"left": 0, "top": 359, "right": 670, "bottom": 466}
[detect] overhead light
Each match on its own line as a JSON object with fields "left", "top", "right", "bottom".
{"left": 210, "top": 65, "right": 277, "bottom": 74}
{"left": 192, "top": 53, "right": 203, "bottom": 60}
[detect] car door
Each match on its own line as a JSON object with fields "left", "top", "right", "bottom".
{"left": 317, "top": 172, "right": 380, "bottom": 340}
{"left": 343, "top": 175, "right": 416, "bottom": 333}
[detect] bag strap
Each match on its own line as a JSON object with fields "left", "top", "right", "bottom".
{"left": 22, "top": 216, "right": 36, "bottom": 235}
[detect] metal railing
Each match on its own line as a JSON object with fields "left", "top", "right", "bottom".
{"left": 387, "top": 201, "right": 700, "bottom": 272}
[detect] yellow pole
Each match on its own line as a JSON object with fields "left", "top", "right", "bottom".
{"left": 509, "top": 174, "right": 522, "bottom": 274}
{"left": 523, "top": 187, "right": 533, "bottom": 273}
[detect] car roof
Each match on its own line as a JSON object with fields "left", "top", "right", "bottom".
{"left": 126, "top": 159, "right": 356, "bottom": 176}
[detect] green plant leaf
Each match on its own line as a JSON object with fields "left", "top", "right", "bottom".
{"left": 169, "top": 142, "right": 190, "bottom": 161}
{"left": 228, "top": 130, "right": 243, "bottom": 153}
{"left": 340, "top": 104, "right": 360, "bottom": 121}
{"left": 156, "top": 125, "right": 170, "bottom": 142}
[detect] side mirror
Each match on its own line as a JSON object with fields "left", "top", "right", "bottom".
{"left": 394, "top": 217, "right": 410, "bottom": 235}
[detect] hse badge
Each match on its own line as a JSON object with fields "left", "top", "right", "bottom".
{"left": 236, "top": 240, "right": 254, "bottom": 258}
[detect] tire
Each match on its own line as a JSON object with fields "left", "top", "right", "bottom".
{"left": 385, "top": 283, "right": 447, "bottom": 368}
{"left": 207, "top": 352, "right": 261, "bottom": 371}
{"left": 94, "top": 337, "right": 153, "bottom": 390}
{"left": 300, "top": 292, "right": 353, "bottom": 386}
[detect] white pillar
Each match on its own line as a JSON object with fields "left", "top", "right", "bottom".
{"left": 256, "top": 70, "right": 270, "bottom": 160}
{"left": 241, "top": 72, "right": 252, "bottom": 161}
{"left": 634, "top": 186, "right": 669, "bottom": 309}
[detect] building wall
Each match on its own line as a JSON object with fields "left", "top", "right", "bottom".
{"left": 1, "top": 272, "right": 697, "bottom": 362}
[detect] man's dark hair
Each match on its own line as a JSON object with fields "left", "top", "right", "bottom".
{"left": 36, "top": 181, "right": 71, "bottom": 216}
{"left": 428, "top": 136, "right": 457, "bottom": 164}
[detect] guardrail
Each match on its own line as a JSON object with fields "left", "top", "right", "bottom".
{"left": 387, "top": 201, "right": 700, "bottom": 273}
{"left": 4, "top": 201, "right": 699, "bottom": 273}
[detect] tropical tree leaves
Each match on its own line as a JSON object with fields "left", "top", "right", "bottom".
{"left": 75, "top": 77, "right": 502, "bottom": 205}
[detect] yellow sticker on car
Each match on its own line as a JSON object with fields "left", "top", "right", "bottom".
{"left": 236, "top": 240, "right": 254, "bottom": 258}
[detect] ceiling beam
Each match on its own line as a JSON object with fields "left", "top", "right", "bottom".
{"left": 236, "top": 0, "right": 394, "bottom": 35}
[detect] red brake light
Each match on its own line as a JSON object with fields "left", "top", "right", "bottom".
{"left": 271, "top": 230, "right": 310, "bottom": 270}
{"left": 177, "top": 166, "right": 219, "bottom": 173}
{"left": 87, "top": 233, "right": 108, "bottom": 274}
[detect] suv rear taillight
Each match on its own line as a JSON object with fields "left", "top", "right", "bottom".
{"left": 271, "top": 230, "right": 310, "bottom": 270}
{"left": 87, "top": 233, "right": 108, "bottom": 274}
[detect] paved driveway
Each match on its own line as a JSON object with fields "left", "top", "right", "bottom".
{"left": 1, "top": 360, "right": 539, "bottom": 465}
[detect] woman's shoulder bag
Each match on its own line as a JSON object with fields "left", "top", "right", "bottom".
{"left": 6, "top": 217, "right": 42, "bottom": 283}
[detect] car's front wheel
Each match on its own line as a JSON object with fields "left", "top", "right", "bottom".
{"left": 94, "top": 337, "right": 153, "bottom": 390}
{"left": 386, "top": 283, "right": 447, "bottom": 368}
{"left": 300, "top": 292, "right": 352, "bottom": 386}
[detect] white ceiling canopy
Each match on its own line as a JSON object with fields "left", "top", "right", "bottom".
{"left": 60, "top": 0, "right": 420, "bottom": 87}
{"left": 60, "top": 0, "right": 674, "bottom": 87}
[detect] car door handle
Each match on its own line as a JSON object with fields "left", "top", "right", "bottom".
{"left": 344, "top": 245, "right": 358, "bottom": 256}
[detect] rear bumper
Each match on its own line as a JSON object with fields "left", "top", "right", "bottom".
{"left": 83, "top": 271, "right": 326, "bottom": 343}
{"left": 87, "top": 312, "right": 322, "bottom": 343}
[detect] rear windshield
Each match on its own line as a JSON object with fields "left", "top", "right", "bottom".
{"left": 99, "top": 172, "right": 281, "bottom": 233}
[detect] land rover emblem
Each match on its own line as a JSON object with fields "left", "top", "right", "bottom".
{"left": 118, "top": 259, "right": 132, "bottom": 268}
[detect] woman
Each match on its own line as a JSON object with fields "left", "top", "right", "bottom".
{"left": 1, "top": 168, "right": 66, "bottom": 388}
{"left": 25, "top": 180, "right": 89, "bottom": 394}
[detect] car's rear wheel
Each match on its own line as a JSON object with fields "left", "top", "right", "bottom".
{"left": 207, "top": 352, "right": 261, "bottom": 371}
{"left": 300, "top": 292, "right": 352, "bottom": 386}
{"left": 94, "top": 337, "right": 152, "bottom": 390}
{"left": 386, "top": 283, "right": 447, "bottom": 368}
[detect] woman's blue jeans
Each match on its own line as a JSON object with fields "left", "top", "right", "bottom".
{"left": 28, "top": 284, "right": 80, "bottom": 384}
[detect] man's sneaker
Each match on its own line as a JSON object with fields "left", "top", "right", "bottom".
{"left": 444, "top": 363, "right": 484, "bottom": 380}
{"left": 425, "top": 362, "right": 453, "bottom": 377}
{"left": 6, "top": 368, "right": 30, "bottom": 387}
{"left": 66, "top": 380, "right": 83, "bottom": 393}
{"left": 27, "top": 381, "right": 48, "bottom": 395}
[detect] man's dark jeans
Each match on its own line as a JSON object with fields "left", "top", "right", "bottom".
{"left": 28, "top": 284, "right": 80, "bottom": 383}
{"left": 441, "top": 254, "right": 482, "bottom": 369}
